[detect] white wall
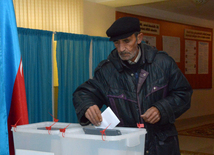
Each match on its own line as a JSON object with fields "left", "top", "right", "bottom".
{"left": 83, "top": 0, "right": 115, "bottom": 37}
{"left": 83, "top": 1, "right": 214, "bottom": 119}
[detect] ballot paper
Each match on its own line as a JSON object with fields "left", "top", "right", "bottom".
{"left": 95, "top": 107, "right": 120, "bottom": 129}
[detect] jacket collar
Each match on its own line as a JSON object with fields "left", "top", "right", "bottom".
{"left": 108, "top": 43, "right": 158, "bottom": 72}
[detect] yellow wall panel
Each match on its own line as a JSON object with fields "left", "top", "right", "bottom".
{"left": 13, "top": 0, "right": 83, "bottom": 34}
{"left": 53, "top": 41, "right": 58, "bottom": 87}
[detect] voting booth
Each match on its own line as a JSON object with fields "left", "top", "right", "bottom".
{"left": 12, "top": 122, "right": 147, "bottom": 155}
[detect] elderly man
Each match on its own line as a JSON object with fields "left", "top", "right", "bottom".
{"left": 73, "top": 17, "right": 192, "bottom": 155}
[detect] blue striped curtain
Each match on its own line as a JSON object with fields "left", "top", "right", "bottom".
{"left": 91, "top": 36, "right": 114, "bottom": 111}
{"left": 18, "top": 28, "right": 53, "bottom": 123}
{"left": 91, "top": 36, "right": 115, "bottom": 73}
{"left": 55, "top": 33, "right": 91, "bottom": 123}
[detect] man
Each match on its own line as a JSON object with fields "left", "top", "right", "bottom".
{"left": 73, "top": 17, "right": 192, "bottom": 155}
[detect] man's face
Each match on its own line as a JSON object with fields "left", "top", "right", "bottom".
{"left": 114, "top": 33, "right": 142, "bottom": 62}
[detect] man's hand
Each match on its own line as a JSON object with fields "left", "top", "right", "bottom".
{"left": 85, "top": 105, "right": 102, "bottom": 126}
{"left": 141, "top": 107, "right": 161, "bottom": 124}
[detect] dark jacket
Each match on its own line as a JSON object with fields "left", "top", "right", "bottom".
{"left": 73, "top": 43, "right": 192, "bottom": 155}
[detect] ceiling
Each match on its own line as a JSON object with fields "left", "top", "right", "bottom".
{"left": 86, "top": 0, "right": 214, "bottom": 21}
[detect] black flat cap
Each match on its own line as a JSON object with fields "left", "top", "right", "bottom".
{"left": 106, "top": 17, "right": 140, "bottom": 41}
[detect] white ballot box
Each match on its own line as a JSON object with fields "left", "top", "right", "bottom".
{"left": 60, "top": 126, "right": 147, "bottom": 155}
{"left": 11, "top": 122, "right": 81, "bottom": 155}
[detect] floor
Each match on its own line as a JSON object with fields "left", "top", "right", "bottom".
{"left": 175, "top": 115, "right": 214, "bottom": 154}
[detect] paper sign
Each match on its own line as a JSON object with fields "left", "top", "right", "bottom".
{"left": 16, "top": 149, "right": 54, "bottom": 155}
{"left": 95, "top": 107, "right": 120, "bottom": 129}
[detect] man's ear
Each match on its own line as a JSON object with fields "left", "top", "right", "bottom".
{"left": 137, "top": 33, "right": 143, "bottom": 44}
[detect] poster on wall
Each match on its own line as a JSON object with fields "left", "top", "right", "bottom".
{"left": 198, "top": 42, "right": 209, "bottom": 74}
{"left": 142, "top": 35, "right": 156, "bottom": 47}
{"left": 184, "top": 29, "right": 211, "bottom": 41}
{"left": 162, "top": 36, "right": 180, "bottom": 62}
{"left": 140, "top": 21, "right": 160, "bottom": 35}
{"left": 185, "top": 40, "right": 196, "bottom": 74}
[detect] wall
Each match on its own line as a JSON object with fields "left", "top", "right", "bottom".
{"left": 13, "top": 0, "right": 115, "bottom": 36}
{"left": 13, "top": 0, "right": 84, "bottom": 33}
{"left": 116, "top": 6, "right": 214, "bottom": 119}
{"left": 83, "top": 0, "right": 115, "bottom": 37}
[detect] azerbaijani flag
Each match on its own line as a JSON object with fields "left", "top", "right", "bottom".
{"left": 0, "top": 0, "right": 29, "bottom": 155}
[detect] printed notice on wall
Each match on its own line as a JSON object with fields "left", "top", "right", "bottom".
{"left": 184, "top": 29, "right": 211, "bottom": 41}
{"left": 140, "top": 21, "right": 160, "bottom": 35}
{"left": 142, "top": 35, "right": 156, "bottom": 47}
{"left": 185, "top": 40, "right": 196, "bottom": 74}
{"left": 198, "top": 42, "right": 209, "bottom": 74}
{"left": 162, "top": 36, "right": 180, "bottom": 62}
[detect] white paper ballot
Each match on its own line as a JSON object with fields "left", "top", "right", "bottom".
{"left": 95, "top": 107, "right": 120, "bottom": 129}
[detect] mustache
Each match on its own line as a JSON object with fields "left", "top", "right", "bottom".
{"left": 119, "top": 51, "right": 130, "bottom": 56}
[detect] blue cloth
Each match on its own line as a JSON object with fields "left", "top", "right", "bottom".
{"left": 91, "top": 36, "right": 115, "bottom": 74}
{"left": 91, "top": 36, "right": 114, "bottom": 112}
{"left": 18, "top": 28, "right": 53, "bottom": 123}
{"left": 55, "top": 33, "right": 91, "bottom": 123}
{"left": 0, "top": 0, "right": 21, "bottom": 154}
